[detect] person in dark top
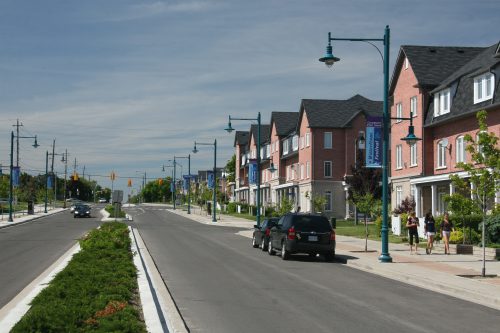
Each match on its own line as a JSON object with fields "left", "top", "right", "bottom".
{"left": 440, "top": 212, "right": 454, "bottom": 255}
{"left": 406, "top": 211, "right": 420, "bottom": 254}
{"left": 424, "top": 212, "right": 436, "bottom": 255}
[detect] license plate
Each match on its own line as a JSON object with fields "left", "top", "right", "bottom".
{"left": 308, "top": 235, "right": 318, "bottom": 241}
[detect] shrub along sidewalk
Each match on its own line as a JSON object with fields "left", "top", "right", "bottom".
{"left": 11, "top": 222, "right": 147, "bottom": 333}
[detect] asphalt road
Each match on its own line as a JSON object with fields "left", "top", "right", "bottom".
{"left": 128, "top": 206, "right": 500, "bottom": 333}
{"left": 0, "top": 208, "right": 102, "bottom": 308}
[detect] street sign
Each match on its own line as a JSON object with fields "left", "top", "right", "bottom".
{"left": 112, "top": 190, "right": 123, "bottom": 203}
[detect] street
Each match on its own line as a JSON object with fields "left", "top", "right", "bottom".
{"left": 0, "top": 209, "right": 102, "bottom": 308}
{"left": 128, "top": 206, "right": 500, "bottom": 333}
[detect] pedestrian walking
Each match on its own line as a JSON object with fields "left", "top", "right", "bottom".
{"left": 424, "top": 211, "right": 436, "bottom": 254}
{"left": 440, "top": 212, "right": 454, "bottom": 255}
{"left": 406, "top": 211, "right": 420, "bottom": 254}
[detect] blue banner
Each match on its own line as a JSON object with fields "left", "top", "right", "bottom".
{"left": 170, "top": 182, "right": 174, "bottom": 193}
{"left": 47, "top": 174, "right": 53, "bottom": 189}
{"left": 183, "top": 175, "right": 190, "bottom": 191}
{"left": 365, "top": 117, "right": 382, "bottom": 168}
{"left": 207, "top": 172, "right": 215, "bottom": 189}
{"left": 248, "top": 159, "right": 257, "bottom": 184}
{"left": 12, "top": 167, "right": 20, "bottom": 187}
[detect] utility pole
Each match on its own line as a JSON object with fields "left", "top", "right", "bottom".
{"left": 13, "top": 119, "right": 23, "bottom": 167}
{"left": 63, "top": 150, "right": 68, "bottom": 208}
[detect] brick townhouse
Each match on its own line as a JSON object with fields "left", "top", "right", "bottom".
{"left": 233, "top": 95, "right": 382, "bottom": 219}
{"left": 390, "top": 42, "right": 500, "bottom": 217}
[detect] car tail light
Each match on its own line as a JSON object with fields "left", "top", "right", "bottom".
{"left": 330, "top": 231, "right": 336, "bottom": 241}
{"left": 265, "top": 228, "right": 271, "bottom": 236}
{"left": 287, "top": 226, "right": 296, "bottom": 240}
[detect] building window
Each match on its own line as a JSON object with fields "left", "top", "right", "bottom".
{"left": 300, "top": 136, "right": 304, "bottom": 149}
{"left": 324, "top": 161, "right": 332, "bottom": 178}
{"left": 474, "top": 73, "right": 494, "bottom": 104}
{"left": 410, "top": 143, "right": 417, "bottom": 167}
{"left": 306, "top": 161, "right": 310, "bottom": 178}
{"left": 283, "top": 140, "right": 289, "bottom": 155}
{"left": 300, "top": 164, "right": 304, "bottom": 179}
{"left": 396, "top": 186, "right": 403, "bottom": 207}
{"left": 324, "top": 191, "right": 332, "bottom": 211}
{"left": 396, "top": 103, "right": 402, "bottom": 123}
{"left": 437, "top": 140, "right": 447, "bottom": 168}
{"left": 434, "top": 88, "right": 451, "bottom": 117}
{"left": 292, "top": 135, "right": 299, "bottom": 151}
{"left": 456, "top": 136, "right": 465, "bottom": 163}
{"left": 396, "top": 144, "right": 403, "bottom": 169}
{"left": 324, "top": 132, "right": 332, "bottom": 149}
{"left": 410, "top": 96, "right": 417, "bottom": 117}
{"left": 305, "top": 132, "right": 310, "bottom": 147}
{"left": 286, "top": 166, "right": 290, "bottom": 180}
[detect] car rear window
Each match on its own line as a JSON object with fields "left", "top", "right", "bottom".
{"left": 292, "top": 216, "right": 331, "bottom": 232}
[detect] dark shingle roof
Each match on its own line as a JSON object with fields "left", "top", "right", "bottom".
{"left": 234, "top": 131, "right": 249, "bottom": 147}
{"left": 399, "top": 45, "right": 485, "bottom": 89}
{"left": 270, "top": 112, "right": 299, "bottom": 136}
{"left": 250, "top": 124, "right": 270, "bottom": 144}
{"left": 301, "top": 95, "right": 382, "bottom": 128}
{"left": 425, "top": 43, "right": 500, "bottom": 127}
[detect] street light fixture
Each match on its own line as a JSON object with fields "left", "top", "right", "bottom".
{"left": 175, "top": 155, "right": 192, "bottom": 214}
{"left": 225, "top": 112, "right": 262, "bottom": 227}
{"left": 319, "top": 26, "right": 397, "bottom": 262}
{"left": 9, "top": 131, "right": 39, "bottom": 222}
{"left": 193, "top": 140, "right": 217, "bottom": 222}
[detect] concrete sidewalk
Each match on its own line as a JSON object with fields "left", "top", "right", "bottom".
{"left": 163, "top": 204, "right": 500, "bottom": 311}
{"left": 0, "top": 205, "right": 66, "bottom": 229}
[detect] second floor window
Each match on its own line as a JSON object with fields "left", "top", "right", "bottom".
{"left": 283, "top": 140, "right": 289, "bottom": 155}
{"left": 306, "top": 161, "right": 310, "bottom": 178}
{"left": 324, "top": 161, "right": 332, "bottom": 177}
{"left": 410, "top": 96, "right": 417, "bottom": 117}
{"left": 396, "top": 103, "right": 402, "bottom": 123}
{"left": 410, "top": 143, "right": 417, "bottom": 166}
{"left": 456, "top": 136, "right": 465, "bottom": 163}
{"left": 396, "top": 144, "right": 403, "bottom": 169}
{"left": 474, "top": 73, "right": 494, "bottom": 104}
{"left": 305, "top": 132, "right": 310, "bottom": 147}
{"left": 324, "top": 132, "right": 332, "bottom": 149}
{"left": 300, "top": 164, "right": 304, "bottom": 179}
{"left": 434, "top": 88, "right": 451, "bottom": 117}
{"left": 437, "top": 140, "right": 447, "bottom": 168}
{"left": 292, "top": 135, "right": 299, "bottom": 151}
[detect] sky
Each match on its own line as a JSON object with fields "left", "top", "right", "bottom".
{"left": 0, "top": 0, "right": 498, "bottom": 200}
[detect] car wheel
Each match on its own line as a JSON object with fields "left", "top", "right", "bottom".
{"left": 281, "top": 241, "right": 290, "bottom": 260}
{"left": 268, "top": 238, "right": 275, "bottom": 255}
{"left": 252, "top": 235, "right": 259, "bottom": 248}
{"left": 261, "top": 238, "right": 267, "bottom": 251}
{"left": 324, "top": 252, "right": 335, "bottom": 262}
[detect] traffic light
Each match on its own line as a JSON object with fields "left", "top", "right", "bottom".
{"left": 72, "top": 172, "right": 79, "bottom": 181}
{"left": 110, "top": 171, "right": 116, "bottom": 181}
{"left": 128, "top": 179, "right": 132, "bottom": 187}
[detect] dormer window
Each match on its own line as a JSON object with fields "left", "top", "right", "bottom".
{"left": 474, "top": 73, "right": 494, "bottom": 104}
{"left": 434, "top": 88, "right": 451, "bottom": 117}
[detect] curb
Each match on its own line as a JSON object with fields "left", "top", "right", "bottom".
{"left": 0, "top": 209, "right": 66, "bottom": 230}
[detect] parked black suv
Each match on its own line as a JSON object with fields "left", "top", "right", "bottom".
{"left": 268, "top": 213, "right": 335, "bottom": 261}
{"left": 252, "top": 218, "right": 280, "bottom": 251}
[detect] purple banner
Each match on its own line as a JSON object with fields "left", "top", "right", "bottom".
{"left": 12, "top": 167, "right": 20, "bottom": 187}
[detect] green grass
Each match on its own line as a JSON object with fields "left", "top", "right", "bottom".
{"left": 105, "top": 204, "right": 127, "bottom": 218}
{"left": 11, "top": 222, "right": 147, "bottom": 333}
{"left": 335, "top": 219, "right": 408, "bottom": 244}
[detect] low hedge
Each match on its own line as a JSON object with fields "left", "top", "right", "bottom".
{"left": 11, "top": 222, "right": 146, "bottom": 333}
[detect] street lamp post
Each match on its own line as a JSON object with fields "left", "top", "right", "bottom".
{"left": 61, "top": 150, "right": 68, "bottom": 208}
{"left": 224, "top": 112, "right": 262, "bottom": 227}
{"left": 193, "top": 140, "right": 217, "bottom": 222}
{"left": 319, "top": 26, "right": 392, "bottom": 262}
{"left": 175, "top": 155, "right": 191, "bottom": 214}
{"left": 9, "top": 131, "right": 39, "bottom": 222}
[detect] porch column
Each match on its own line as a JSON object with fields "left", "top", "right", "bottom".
{"left": 450, "top": 183, "right": 455, "bottom": 195}
{"left": 470, "top": 182, "right": 475, "bottom": 200}
{"left": 414, "top": 186, "right": 421, "bottom": 217}
{"left": 431, "top": 184, "right": 437, "bottom": 216}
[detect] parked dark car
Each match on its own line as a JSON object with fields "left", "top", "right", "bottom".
{"left": 74, "top": 204, "right": 91, "bottom": 218}
{"left": 252, "top": 218, "right": 280, "bottom": 251}
{"left": 268, "top": 213, "right": 335, "bottom": 261}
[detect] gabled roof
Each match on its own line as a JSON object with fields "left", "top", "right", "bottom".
{"left": 299, "top": 94, "right": 382, "bottom": 128}
{"left": 233, "top": 131, "right": 249, "bottom": 147}
{"left": 425, "top": 42, "right": 500, "bottom": 127}
{"left": 249, "top": 124, "right": 270, "bottom": 146}
{"left": 390, "top": 45, "right": 485, "bottom": 95}
{"left": 270, "top": 111, "right": 299, "bottom": 137}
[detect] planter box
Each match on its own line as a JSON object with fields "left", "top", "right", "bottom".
{"left": 456, "top": 244, "right": 474, "bottom": 255}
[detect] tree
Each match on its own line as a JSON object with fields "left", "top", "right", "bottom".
{"left": 312, "top": 195, "right": 326, "bottom": 214}
{"left": 450, "top": 110, "right": 499, "bottom": 276}
{"left": 353, "top": 192, "right": 377, "bottom": 251}
{"left": 225, "top": 155, "right": 236, "bottom": 183}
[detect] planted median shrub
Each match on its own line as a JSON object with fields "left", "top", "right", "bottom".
{"left": 11, "top": 222, "right": 146, "bottom": 333}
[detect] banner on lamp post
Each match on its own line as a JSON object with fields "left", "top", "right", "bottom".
{"left": 365, "top": 116, "right": 382, "bottom": 168}
{"left": 183, "top": 175, "right": 190, "bottom": 191}
{"left": 47, "top": 174, "right": 53, "bottom": 189}
{"left": 207, "top": 171, "right": 214, "bottom": 189}
{"left": 248, "top": 159, "right": 257, "bottom": 184}
{"left": 12, "top": 167, "right": 20, "bottom": 187}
